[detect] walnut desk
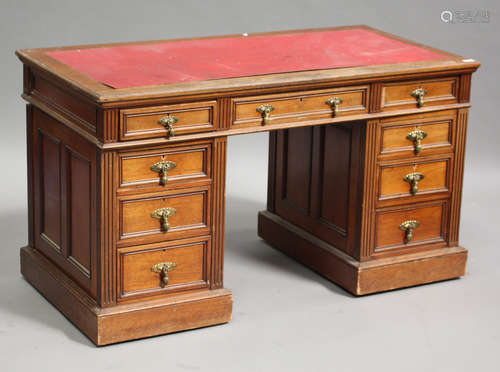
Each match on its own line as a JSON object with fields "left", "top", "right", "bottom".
{"left": 16, "top": 26, "right": 479, "bottom": 345}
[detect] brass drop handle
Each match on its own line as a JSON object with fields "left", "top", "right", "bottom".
{"left": 411, "top": 88, "right": 427, "bottom": 108}
{"left": 399, "top": 220, "right": 420, "bottom": 244}
{"left": 151, "top": 161, "right": 177, "bottom": 186}
{"left": 158, "top": 115, "right": 178, "bottom": 137}
{"left": 406, "top": 129, "right": 427, "bottom": 154}
{"left": 151, "top": 207, "right": 177, "bottom": 232}
{"left": 325, "top": 97, "right": 344, "bottom": 117}
{"left": 256, "top": 104, "right": 275, "bottom": 125}
{"left": 151, "top": 262, "right": 177, "bottom": 287}
{"left": 404, "top": 172, "right": 425, "bottom": 195}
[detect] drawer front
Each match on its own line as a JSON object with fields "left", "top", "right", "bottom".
{"left": 375, "top": 202, "right": 448, "bottom": 254}
{"left": 378, "top": 110, "right": 456, "bottom": 158}
{"left": 118, "top": 237, "right": 210, "bottom": 300}
{"left": 118, "top": 141, "right": 211, "bottom": 191}
{"left": 120, "top": 101, "right": 217, "bottom": 141}
{"left": 231, "top": 86, "right": 369, "bottom": 128}
{"left": 378, "top": 157, "right": 451, "bottom": 202}
{"left": 381, "top": 77, "right": 458, "bottom": 111}
{"left": 118, "top": 186, "right": 211, "bottom": 247}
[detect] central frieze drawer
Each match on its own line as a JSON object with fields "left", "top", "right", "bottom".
{"left": 118, "top": 237, "right": 211, "bottom": 301}
{"left": 117, "top": 186, "right": 211, "bottom": 247}
{"left": 120, "top": 101, "right": 217, "bottom": 141}
{"left": 231, "top": 86, "right": 369, "bottom": 129}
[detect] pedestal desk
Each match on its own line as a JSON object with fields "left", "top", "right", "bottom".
{"left": 16, "top": 26, "right": 480, "bottom": 345}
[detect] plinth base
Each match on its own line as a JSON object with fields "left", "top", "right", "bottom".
{"left": 258, "top": 211, "right": 467, "bottom": 295}
{"left": 20, "top": 246, "right": 233, "bottom": 345}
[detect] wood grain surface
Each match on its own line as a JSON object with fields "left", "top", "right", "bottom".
{"left": 18, "top": 26, "right": 478, "bottom": 345}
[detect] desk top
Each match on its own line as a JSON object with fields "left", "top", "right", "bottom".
{"left": 16, "top": 26, "right": 479, "bottom": 103}
{"left": 46, "top": 28, "right": 447, "bottom": 89}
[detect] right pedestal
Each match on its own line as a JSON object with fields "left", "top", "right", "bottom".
{"left": 262, "top": 109, "right": 469, "bottom": 295}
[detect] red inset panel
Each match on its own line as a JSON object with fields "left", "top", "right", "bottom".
{"left": 47, "top": 29, "right": 448, "bottom": 89}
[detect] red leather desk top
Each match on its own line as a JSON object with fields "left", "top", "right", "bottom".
{"left": 46, "top": 28, "right": 447, "bottom": 89}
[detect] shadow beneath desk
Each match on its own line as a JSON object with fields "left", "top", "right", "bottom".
{"left": 225, "top": 196, "right": 352, "bottom": 297}
{"left": 0, "top": 210, "right": 93, "bottom": 347}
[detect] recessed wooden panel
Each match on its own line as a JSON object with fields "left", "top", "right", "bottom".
{"left": 320, "top": 125, "right": 351, "bottom": 232}
{"left": 32, "top": 108, "right": 97, "bottom": 297}
{"left": 375, "top": 202, "right": 447, "bottom": 253}
{"left": 381, "top": 77, "right": 458, "bottom": 111}
{"left": 119, "top": 239, "right": 210, "bottom": 300}
{"left": 69, "top": 150, "right": 91, "bottom": 274}
{"left": 379, "top": 110, "right": 456, "bottom": 158}
{"left": 379, "top": 158, "right": 450, "bottom": 201}
{"left": 120, "top": 101, "right": 217, "bottom": 141}
{"left": 274, "top": 123, "right": 361, "bottom": 254}
{"left": 231, "top": 86, "right": 369, "bottom": 128}
{"left": 283, "top": 127, "right": 312, "bottom": 212}
{"left": 40, "top": 131, "right": 61, "bottom": 249}
{"left": 119, "top": 142, "right": 211, "bottom": 190}
{"left": 118, "top": 187, "right": 210, "bottom": 246}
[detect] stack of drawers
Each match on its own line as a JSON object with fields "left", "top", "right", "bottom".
{"left": 115, "top": 102, "right": 217, "bottom": 303}
{"left": 374, "top": 110, "right": 456, "bottom": 257}
{"left": 372, "top": 76, "right": 461, "bottom": 259}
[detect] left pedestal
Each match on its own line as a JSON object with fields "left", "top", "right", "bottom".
{"left": 23, "top": 105, "right": 232, "bottom": 345}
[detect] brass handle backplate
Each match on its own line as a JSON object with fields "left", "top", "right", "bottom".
{"left": 151, "top": 262, "right": 177, "bottom": 287}
{"left": 151, "top": 161, "right": 177, "bottom": 186}
{"left": 152, "top": 207, "right": 177, "bottom": 232}
{"left": 399, "top": 220, "right": 420, "bottom": 244}
{"left": 411, "top": 88, "right": 427, "bottom": 108}
{"left": 158, "top": 115, "right": 178, "bottom": 137}
{"left": 404, "top": 172, "right": 425, "bottom": 195}
{"left": 256, "top": 104, "right": 275, "bottom": 125}
{"left": 325, "top": 97, "right": 344, "bottom": 117}
{"left": 406, "top": 129, "right": 427, "bottom": 154}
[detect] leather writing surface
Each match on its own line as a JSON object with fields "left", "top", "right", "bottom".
{"left": 47, "top": 29, "right": 447, "bottom": 89}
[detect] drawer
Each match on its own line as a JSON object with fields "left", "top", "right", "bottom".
{"left": 374, "top": 201, "right": 448, "bottom": 255}
{"left": 117, "top": 186, "right": 211, "bottom": 247}
{"left": 118, "top": 141, "right": 211, "bottom": 191}
{"left": 378, "top": 110, "right": 456, "bottom": 159}
{"left": 378, "top": 156, "right": 451, "bottom": 203}
{"left": 118, "top": 237, "right": 210, "bottom": 300}
{"left": 380, "top": 77, "right": 458, "bottom": 111}
{"left": 120, "top": 101, "right": 217, "bottom": 141}
{"left": 231, "top": 86, "right": 369, "bottom": 129}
